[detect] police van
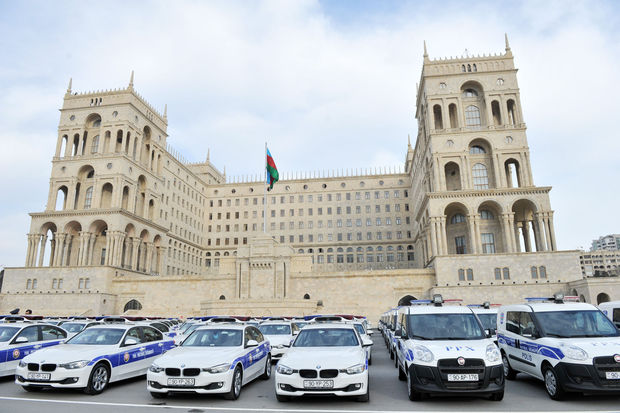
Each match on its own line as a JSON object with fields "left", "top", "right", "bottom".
{"left": 385, "top": 308, "right": 399, "bottom": 361}
{"left": 394, "top": 295, "right": 504, "bottom": 401}
{"left": 468, "top": 303, "right": 500, "bottom": 343}
{"left": 497, "top": 294, "right": 620, "bottom": 400}
{"left": 598, "top": 301, "right": 620, "bottom": 328}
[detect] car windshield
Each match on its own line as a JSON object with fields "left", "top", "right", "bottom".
{"left": 66, "top": 328, "right": 125, "bottom": 345}
{"left": 0, "top": 326, "right": 19, "bottom": 342}
{"left": 476, "top": 314, "right": 498, "bottom": 332}
{"left": 407, "top": 313, "right": 485, "bottom": 340}
{"left": 259, "top": 324, "right": 291, "bottom": 335}
{"left": 293, "top": 328, "right": 359, "bottom": 347}
{"left": 182, "top": 329, "right": 242, "bottom": 347}
{"left": 184, "top": 324, "right": 203, "bottom": 335}
{"left": 353, "top": 324, "right": 366, "bottom": 335}
{"left": 179, "top": 323, "right": 196, "bottom": 333}
{"left": 536, "top": 310, "right": 619, "bottom": 338}
{"left": 61, "top": 323, "right": 86, "bottom": 333}
{"left": 294, "top": 322, "right": 308, "bottom": 329}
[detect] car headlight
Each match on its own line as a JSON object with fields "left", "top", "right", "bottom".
{"left": 486, "top": 344, "right": 500, "bottom": 362}
{"left": 18, "top": 360, "right": 27, "bottom": 368}
{"left": 58, "top": 360, "right": 90, "bottom": 369}
{"left": 339, "top": 363, "right": 365, "bottom": 375}
{"left": 276, "top": 364, "right": 294, "bottom": 375}
{"left": 202, "top": 363, "right": 231, "bottom": 374}
{"left": 563, "top": 345, "right": 588, "bottom": 361}
{"left": 274, "top": 344, "right": 284, "bottom": 349}
{"left": 413, "top": 345, "right": 434, "bottom": 363}
{"left": 149, "top": 364, "right": 164, "bottom": 373}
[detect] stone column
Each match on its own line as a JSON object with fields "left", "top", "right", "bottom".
{"left": 547, "top": 211, "right": 557, "bottom": 251}
{"left": 485, "top": 98, "right": 494, "bottom": 128}
{"left": 522, "top": 221, "right": 532, "bottom": 252}
{"left": 37, "top": 235, "right": 48, "bottom": 267}
{"left": 158, "top": 247, "right": 167, "bottom": 275}
{"left": 104, "top": 234, "right": 113, "bottom": 265}
{"left": 440, "top": 216, "right": 448, "bottom": 255}
{"left": 429, "top": 217, "right": 438, "bottom": 258}
{"left": 131, "top": 238, "right": 141, "bottom": 271}
{"left": 467, "top": 215, "right": 478, "bottom": 254}
{"left": 76, "top": 132, "right": 85, "bottom": 156}
{"left": 473, "top": 215, "right": 483, "bottom": 253}
{"left": 534, "top": 213, "right": 547, "bottom": 251}
{"left": 49, "top": 236, "right": 57, "bottom": 267}
{"left": 88, "top": 234, "right": 97, "bottom": 265}
{"left": 53, "top": 233, "right": 65, "bottom": 266}
{"left": 25, "top": 234, "right": 34, "bottom": 267}
{"left": 501, "top": 214, "right": 514, "bottom": 253}
{"left": 145, "top": 242, "right": 154, "bottom": 274}
{"left": 64, "top": 137, "right": 72, "bottom": 157}
{"left": 116, "top": 232, "right": 126, "bottom": 266}
{"left": 61, "top": 234, "right": 72, "bottom": 266}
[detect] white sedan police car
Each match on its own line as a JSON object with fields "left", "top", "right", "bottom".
{"left": 15, "top": 324, "right": 175, "bottom": 394}
{"left": 275, "top": 323, "right": 372, "bottom": 402}
{"left": 0, "top": 323, "right": 67, "bottom": 377}
{"left": 258, "top": 321, "right": 298, "bottom": 361}
{"left": 498, "top": 295, "right": 620, "bottom": 400}
{"left": 147, "top": 324, "right": 271, "bottom": 399}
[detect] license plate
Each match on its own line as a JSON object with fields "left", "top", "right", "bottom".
{"left": 27, "top": 373, "right": 51, "bottom": 381}
{"left": 447, "top": 374, "right": 478, "bottom": 382}
{"left": 167, "top": 378, "right": 195, "bottom": 386}
{"left": 605, "top": 372, "right": 620, "bottom": 380}
{"left": 303, "top": 379, "right": 334, "bottom": 389}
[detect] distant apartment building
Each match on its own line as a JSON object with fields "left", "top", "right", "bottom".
{"left": 591, "top": 234, "right": 620, "bottom": 252}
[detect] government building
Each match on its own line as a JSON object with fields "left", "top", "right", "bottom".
{"left": 1, "top": 37, "right": 617, "bottom": 319}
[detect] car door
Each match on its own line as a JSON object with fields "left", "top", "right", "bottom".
{"left": 503, "top": 311, "right": 528, "bottom": 372}
{"left": 8, "top": 325, "right": 41, "bottom": 368}
{"left": 516, "top": 311, "right": 543, "bottom": 378}
{"left": 116, "top": 327, "right": 144, "bottom": 379}
{"left": 39, "top": 325, "right": 67, "bottom": 350}
{"left": 140, "top": 326, "right": 166, "bottom": 367}
{"left": 242, "top": 327, "right": 260, "bottom": 381}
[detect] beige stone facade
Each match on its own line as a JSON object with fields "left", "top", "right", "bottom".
{"left": 2, "top": 39, "right": 619, "bottom": 320}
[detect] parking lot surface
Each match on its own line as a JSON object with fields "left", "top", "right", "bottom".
{"left": 0, "top": 337, "right": 618, "bottom": 413}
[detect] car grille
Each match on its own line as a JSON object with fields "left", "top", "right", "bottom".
{"left": 28, "top": 363, "right": 39, "bottom": 371}
{"left": 437, "top": 358, "right": 485, "bottom": 390}
{"left": 165, "top": 368, "right": 181, "bottom": 377}
{"left": 298, "top": 369, "right": 339, "bottom": 378}
{"left": 593, "top": 356, "right": 620, "bottom": 387}
{"left": 299, "top": 369, "right": 318, "bottom": 378}
{"left": 319, "top": 369, "right": 338, "bottom": 378}
{"left": 183, "top": 368, "right": 200, "bottom": 377}
{"left": 41, "top": 364, "right": 56, "bottom": 372}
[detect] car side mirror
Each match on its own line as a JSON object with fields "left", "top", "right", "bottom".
{"left": 485, "top": 329, "right": 491, "bottom": 338}
{"left": 245, "top": 339, "right": 259, "bottom": 348}
{"left": 15, "top": 337, "right": 28, "bottom": 344}
{"left": 362, "top": 338, "right": 373, "bottom": 347}
{"left": 124, "top": 338, "right": 138, "bottom": 346}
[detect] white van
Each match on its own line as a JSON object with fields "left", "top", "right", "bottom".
{"left": 598, "top": 301, "right": 620, "bottom": 328}
{"left": 497, "top": 294, "right": 620, "bottom": 400}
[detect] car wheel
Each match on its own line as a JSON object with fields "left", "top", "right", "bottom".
{"left": 543, "top": 365, "right": 565, "bottom": 400}
{"left": 390, "top": 349, "right": 395, "bottom": 360}
{"left": 407, "top": 369, "right": 424, "bottom": 401}
{"left": 490, "top": 390, "right": 504, "bottom": 401}
{"left": 85, "top": 362, "right": 110, "bottom": 395}
{"left": 368, "top": 355, "right": 372, "bottom": 366}
{"left": 260, "top": 355, "right": 272, "bottom": 380}
{"left": 22, "top": 386, "right": 43, "bottom": 392}
{"left": 394, "top": 353, "right": 399, "bottom": 368}
{"left": 224, "top": 365, "right": 242, "bottom": 400}
{"left": 356, "top": 382, "right": 370, "bottom": 402}
{"left": 276, "top": 393, "right": 290, "bottom": 402}
{"left": 398, "top": 364, "right": 407, "bottom": 381}
{"left": 150, "top": 391, "right": 167, "bottom": 399}
{"left": 501, "top": 353, "right": 517, "bottom": 380}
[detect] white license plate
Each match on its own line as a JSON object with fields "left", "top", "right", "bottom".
{"left": 27, "top": 372, "right": 51, "bottom": 381}
{"left": 303, "top": 379, "right": 334, "bottom": 389}
{"left": 447, "top": 373, "right": 479, "bottom": 382}
{"left": 167, "top": 378, "right": 195, "bottom": 386}
{"left": 605, "top": 371, "right": 620, "bottom": 380}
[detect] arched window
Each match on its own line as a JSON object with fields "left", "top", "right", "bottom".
{"left": 91, "top": 135, "right": 99, "bottom": 154}
{"left": 480, "top": 210, "right": 494, "bottom": 220}
{"left": 469, "top": 145, "right": 486, "bottom": 154}
{"left": 507, "top": 99, "right": 517, "bottom": 125}
{"left": 467, "top": 64, "right": 471, "bottom": 72}
{"left": 219, "top": 295, "right": 226, "bottom": 300}
{"left": 463, "top": 88, "right": 478, "bottom": 97}
{"left": 303, "top": 293, "right": 310, "bottom": 300}
{"left": 531, "top": 266, "right": 538, "bottom": 279}
{"left": 93, "top": 119, "right": 101, "bottom": 127}
{"left": 472, "top": 64, "right": 477, "bottom": 72}
{"left": 433, "top": 104, "right": 443, "bottom": 129}
{"left": 461, "top": 65, "right": 466, "bottom": 72}
{"left": 465, "top": 105, "right": 481, "bottom": 128}
{"left": 123, "top": 299, "right": 142, "bottom": 312}
{"left": 472, "top": 163, "right": 489, "bottom": 189}
{"left": 450, "top": 213, "right": 466, "bottom": 224}
{"left": 84, "top": 186, "right": 93, "bottom": 209}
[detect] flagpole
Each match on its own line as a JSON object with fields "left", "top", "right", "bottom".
{"left": 263, "top": 141, "right": 267, "bottom": 234}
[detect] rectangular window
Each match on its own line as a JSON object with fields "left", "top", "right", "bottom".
{"left": 289, "top": 235, "right": 294, "bottom": 243}
{"left": 346, "top": 193, "right": 351, "bottom": 201}
{"left": 337, "top": 233, "right": 343, "bottom": 241}
{"left": 481, "top": 233, "right": 495, "bottom": 254}
{"left": 308, "top": 195, "right": 313, "bottom": 202}
{"left": 355, "top": 192, "right": 361, "bottom": 200}
{"left": 385, "top": 204, "right": 390, "bottom": 213}
{"left": 336, "top": 193, "right": 342, "bottom": 201}
{"left": 318, "top": 234, "right": 323, "bottom": 242}
{"left": 365, "top": 192, "right": 370, "bottom": 200}
{"left": 494, "top": 268, "right": 502, "bottom": 280}
{"left": 503, "top": 267, "right": 510, "bottom": 280}
{"left": 466, "top": 268, "right": 474, "bottom": 281}
{"left": 357, "top": 232, "right": 362, "bottom": 241}
{"left": 455, "top": 236, "right": 466, "bottom": 254}
{"left": 376, "top": 232, "right": 382, "bottom": 240}
{"left": 356, "top": 206, "right": 361, "bottom": 214}
{"left": 327, "top": 207, "right": 332, "bottom": 215}
{"left": 318, "top": 195, "right": 322, "bottom": 202}
{"left": 375, "top": 205, "right": 381, "bottom": 213}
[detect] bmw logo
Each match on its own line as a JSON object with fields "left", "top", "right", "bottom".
{"left": 457, "top": 357, "right": 465, "bottom": 366}
{"left": 181, "top": 364, "right": 186, "bottom": 368}
{"left": 614, "top": 354, "right": 620, "bottom": 363}
{"left": 316, "top": 365, "right": 321, "bottom": 369}
{"left": 12, "top": 349, "right": 20, "bottom": 359}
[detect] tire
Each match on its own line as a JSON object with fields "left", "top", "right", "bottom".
{"left": 276, "top": 393, "right": 290, "bottom": 402}
{"left": 501, "top": 353, "right": 517, "bottom": 380}
{"left": 356, "top": 381, "right": 370, "bottom": 402}
{"left": 260, "top": 355, "right": 272, "bottom": 380}
{"left": 150, "top": 391, "right": 167, "bottom": 399}
{"left": 490, "top": 390, "right": 504, "bottom": 401}
{"left": 398, "top": 363, "right": 407, "bottom": 381}
{"left": 390, "top": 349, "right": 394, "bottom": 360}
{"left": 407, "top": 369, "right": 424, "bottom": 401}
{"left": 224, "top": 366, "right": 242, "bottom": 400}
{"left": 22, "top": 385, "right": 43, "bottom": 392}
{"left": 368, "top": 355, "right": 372, "bottom": 366}
{"left": 84, "top": 363, "right": 110, "bottom": 395}
{"left": 394, "top": 353, "right": 399, "bottom": 368}
{"left": 543, "top": 365, "right": 566, "bottom": 401}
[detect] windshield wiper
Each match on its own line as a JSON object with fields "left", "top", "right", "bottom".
{"left": 411, "top": 335, "right": 432, "bottom": 340}
{"left": 544, "top": 333, "right": 570, "bottom": 338}
{"left": 440, "top": 337, "right": 480, "bottom": 340}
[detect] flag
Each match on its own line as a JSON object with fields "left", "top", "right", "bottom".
{"left": 266, "top": 148, "right": 279, "bottom": 190}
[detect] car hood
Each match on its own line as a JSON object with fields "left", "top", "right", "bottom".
{"left": 279, "top": 347, "right": 365, "bottom": 369}
{"left": 22, "top": 344, "right": 119, "bottom": 364}
{"left": 537, "top": 336, "right": 620, "bottom": 358}
{"left": 408, "top": 339, "right": 495, "bottom": 363}
{"left": 153, "top": 346, "right": 241, "bottom": 368}
{"left": 265, "top": 335, "right": 292, "bottom": 347}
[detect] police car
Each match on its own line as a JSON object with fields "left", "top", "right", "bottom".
{"left": 258, "top": 321, "right": 298, "bottom": 361}
{"left": 15, "top": 324, "right": 175, "bottom": 394}
{"left": 275, "top": 323, "right": 372, "bottom": 402}
{"left": 0, "top": 323, "right": 67, "bottom": 377}
{"left": 350, "top": 321, "right": 373, "bottom": 365}
{"left": 147, "top": 323, "right": 271, "bottom": 399}
{"left": 598, "top": 301, "right": 620, "bottom": 328}
{"left": 60, "top": 321, "right": 101, "bottom": 339}
{"left": 497, "top": 294, "right": 620, "bottom": 400}
{"left": 394, "top": 295, "right": 504, "bottom": 401}
{"left": 469, "top": 302, "right": 500, "bottom": 342}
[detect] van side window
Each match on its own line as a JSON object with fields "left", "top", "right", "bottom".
{"left": 506, "top": 312, "right": 520, "bottom": 334}
{"left": 519, "top": 312, "right": 538, "bottom": 338}
{"left": 613, "top": 308, "right": 620, "bottom": 326}
{"left": 400, "top": 314, "right": 407, "bottom": 337}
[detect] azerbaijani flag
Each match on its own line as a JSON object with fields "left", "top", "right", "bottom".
{"left": 266, "top": 148, "right": 279, "bottom": 190}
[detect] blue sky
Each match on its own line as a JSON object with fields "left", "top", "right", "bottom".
{"left": 1, "top": 0, "right": 619, "bottom": 267}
